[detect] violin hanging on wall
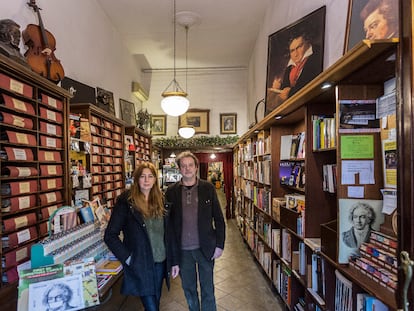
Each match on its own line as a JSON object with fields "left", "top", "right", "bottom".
{"left": 22, "top": 0, "right": 65, "bottom": 83}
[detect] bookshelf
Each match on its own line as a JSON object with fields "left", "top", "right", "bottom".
{"left": 233, "top": 40, "right": 400, "bottom": 310}
{"left": 0, "top": 54, "right": 71, "bottom": 309}
{"left": 70, "top": 104, "right": 125, "bottom": 209}
{"left": 124, "top": 126, "right": 152, "bottom": 188}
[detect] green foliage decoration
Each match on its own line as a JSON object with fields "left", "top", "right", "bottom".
{"left": 153, "top": 135, "right": 239, "bottom": 149}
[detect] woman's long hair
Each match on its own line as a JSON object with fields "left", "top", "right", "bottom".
{"left": 129, "top": 162, "right": 165, "bottom": 218}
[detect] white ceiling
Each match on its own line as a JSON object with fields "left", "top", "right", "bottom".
{"left": 96, "top": 0, "right": 271, "bottom": 71}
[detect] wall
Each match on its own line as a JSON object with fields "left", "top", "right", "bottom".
{"left": 0, "top": 0, "right": 143, "bottom": 116}
{"left": 1, "top": 0, "right": 349, "bottom": 136}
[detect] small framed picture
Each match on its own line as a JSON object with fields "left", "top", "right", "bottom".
{"left": 96, "top": 87, "right": 115, "bottom": 115}
{"left": 344, "top": 0, "right": 399, "bottom": 53}
{"left": 179, "top": 109, "right": 210, "bottom": 134}
{"left": 151, "top": 115, "right": 166, "bottom": 136}
{"left": 119, "top": 99, "right": 136, "bottom": 126}
{"left": 220, "top": 113, "right": 237, "bottom": 134}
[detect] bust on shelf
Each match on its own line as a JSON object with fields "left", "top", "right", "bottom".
{"left": 0, "top": 19, "right": 29, "bottom": 67}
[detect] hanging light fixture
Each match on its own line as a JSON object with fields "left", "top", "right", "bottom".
{"left": 161, "top": 0, "right": 189, "bottom": 117}
{"left": 178, "top": 22, "right": 195, "bottom": 139}
{"left": 178, "top": 125, "right": 195, "bottom": 138}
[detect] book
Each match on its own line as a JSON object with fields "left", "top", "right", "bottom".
{"left": 280, "top": 135, "right": 293, "bottom": 160}
{"left": 64, "top": 257, "right": 100, "bottom": 308}
{"left": 96, "top": 259, "right": 123, "bottom": 275}
{"left": 365, "top": 296, "right": 389, "bottom": 311}
{"left": 18, "top": 264, "right": 65, "bottom": 311}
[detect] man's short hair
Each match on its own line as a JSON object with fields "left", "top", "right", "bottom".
{"left": 176, "top": 150, "right": 199, "bottom": 168}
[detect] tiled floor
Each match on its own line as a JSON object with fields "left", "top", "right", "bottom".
{"left": 117, "top": 190, "right": 284, "bottom": 310}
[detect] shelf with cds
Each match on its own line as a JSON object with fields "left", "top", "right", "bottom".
{"left": 0, "top": 53, "right": 71, "bottom": 300}
{"left": 233, "top": 40, "right": 400, "bottom": 310}
{"left": 70, "top": 103, "right": 125, "bottom": 209}
{"left": 124, "top": 126, "right": 152, "bottom": 189}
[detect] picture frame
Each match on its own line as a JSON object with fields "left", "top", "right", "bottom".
{"left": 96, "top": 87, "right": 115, "bottom": 115}
{"left": 220, "top": 113, "right": 237, "bottom": 134}
{"left": 179, "top": 109, "right": 210, "bottom": 134}
{"left": 265, "top": 6, "right": 326, "bottom": 115}
{"left": 119, "top": 99, "right": 136, "bottom": 126}
{"left": 344, "top": 0, "right": 399, "bottom": 53}
{"left": 151, "top": 114, "right": 167, "bottom": 136}
{"left": 338, "top": 198, "right": 384, "bottom": 264}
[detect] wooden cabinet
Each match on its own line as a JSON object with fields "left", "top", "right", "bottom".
{"left": 234, "top": 40, "right": 400, "bottom": 310}
{"left": 70, "top": 103, "right": 125, "bottom": 209}
{"left": 0, "top": 54, "right": 71, "bottom": 307}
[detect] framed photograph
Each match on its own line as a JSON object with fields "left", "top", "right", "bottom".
{"left": 338, "top": 198, "right": 384, "bottom": 264}
{"left": 96, "top": 87, "right": 115, "bottom": 115}
{"left": 179, "top": 109, "right": 210, "bottom": 134}
{"left": 151, "top": 115, "right": 167, "bottom": 136}
{"left": 265, "top": 6, "right": 326, "bottom": 115}
{"left": 344, "top": 0, "right": 399, "bottom": 53}
{"left": 119, "top": 99, "right": 136, "bottom": 126}
{"left": 220, "top": 113, "right": 237, "bottom": 134}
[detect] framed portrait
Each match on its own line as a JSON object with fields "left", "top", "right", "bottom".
{"left": 179, "top": 109, "right": 210, "bottom": 134}
{"left": 220, "top": 113, "right": 237, "bottom": 134}
{"left": 344, "top": 0, "right": 399, "bottom": 53}
{"left": 151, "top": 115, "right": 167, "bottom": 136}
{"left": 338, "top": 198, "right": 384, "bottom": 264}
{"left": 119, "top": 99, "right": 136, "bottom": 126}
{"left": 265, "top": 6, "right": 326, "bottom": 115}
{"left": 96, "top": 87, "right": 115, "bottom": 115}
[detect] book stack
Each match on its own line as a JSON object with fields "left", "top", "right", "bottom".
{"left": 349, "top": 230, "right": 398, "bottom": 293}
{"left": 96, "top": 259, "right": 123, "bottom": 275}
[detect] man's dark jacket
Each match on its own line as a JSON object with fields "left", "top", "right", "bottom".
{"left": 165, "top": 179, "right": 226, "bottom": 260}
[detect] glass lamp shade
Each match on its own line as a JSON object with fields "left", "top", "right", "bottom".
{"left": 161, "top": 91, "right": 189, "bottom": 117}
{"left": 178, "top": 126, "right": 195, "bottom": 139}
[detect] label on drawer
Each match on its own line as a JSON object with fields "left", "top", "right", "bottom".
{"left": 17, "top": 228, "right": 30, "bottom": 244}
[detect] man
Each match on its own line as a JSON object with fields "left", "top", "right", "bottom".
{"left": 267, "top": 32, "right": 322, "bottom": 112}
{"left": 342, "top": 202, "right": 376, "bottom": 248}
{"left": 360, "top": 0, "right": 398, "bottom": 40}
{"left": 165, "top": 151, "right": 225, "bottom": 311}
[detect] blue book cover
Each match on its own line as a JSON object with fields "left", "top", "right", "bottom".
{"left": 365, "top": 296, "right": 389, "bottom": 311}
{"left": 79, "top": 206, "right": 95, "bottom": 223}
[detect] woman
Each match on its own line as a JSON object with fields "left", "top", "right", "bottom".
{"left": 104, "top": 162, "right": 179, "bottom": 311}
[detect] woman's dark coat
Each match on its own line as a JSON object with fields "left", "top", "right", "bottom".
{"left": 104, "top": 190, "right": 178, "bottom": 296}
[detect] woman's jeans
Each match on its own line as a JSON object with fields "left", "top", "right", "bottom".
{"left": 180, "top": 249, "right": 216, "bottom": 311}
{"left": 140, "top": 262, "right": 165, "bottom": 311}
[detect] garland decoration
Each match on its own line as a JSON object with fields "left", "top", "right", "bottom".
{"left": 153, "top": 135, "right": 239, "bottom": 149}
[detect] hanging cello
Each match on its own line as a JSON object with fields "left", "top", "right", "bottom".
{"left": 23, "top": 0, "right": 65, "bottom": 83}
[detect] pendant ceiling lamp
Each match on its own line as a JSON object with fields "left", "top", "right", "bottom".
{"left": 178, "top": 20, "right": 196, "bottom": 139}
{"left": 161, "top": 0, "right": 189, "bottom": 117}
{"left": 178, "top": 125, "right": 195, "bottom": 139}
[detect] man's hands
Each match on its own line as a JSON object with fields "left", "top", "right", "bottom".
{"left": 171, "top": 265, "right": 180, "bottom": 279}
{"left": 211, "top": 247, "right": 223, "bottom": 260}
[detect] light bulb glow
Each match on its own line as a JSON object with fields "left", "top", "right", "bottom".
{"left": 161, "top": 95, "right": 189, "bottom": 116}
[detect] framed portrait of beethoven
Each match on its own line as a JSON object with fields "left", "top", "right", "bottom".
{"left": 179, "top": 109, "right": 210, "bottom": 134}
{"left": 265, "top": 6, "right": 326, "bottom": 115}
{"left": 344, "top": 0, "right": 399, "bottom": 53}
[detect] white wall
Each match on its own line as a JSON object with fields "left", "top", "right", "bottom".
{"left": 1, "top": 0, "right": 349, "bottom": 136}
{"left": 0, "top": 0, "right": 143, "bottom": 116}
{"left": 142, "top": 69, "right": 248, "bottom": 137}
